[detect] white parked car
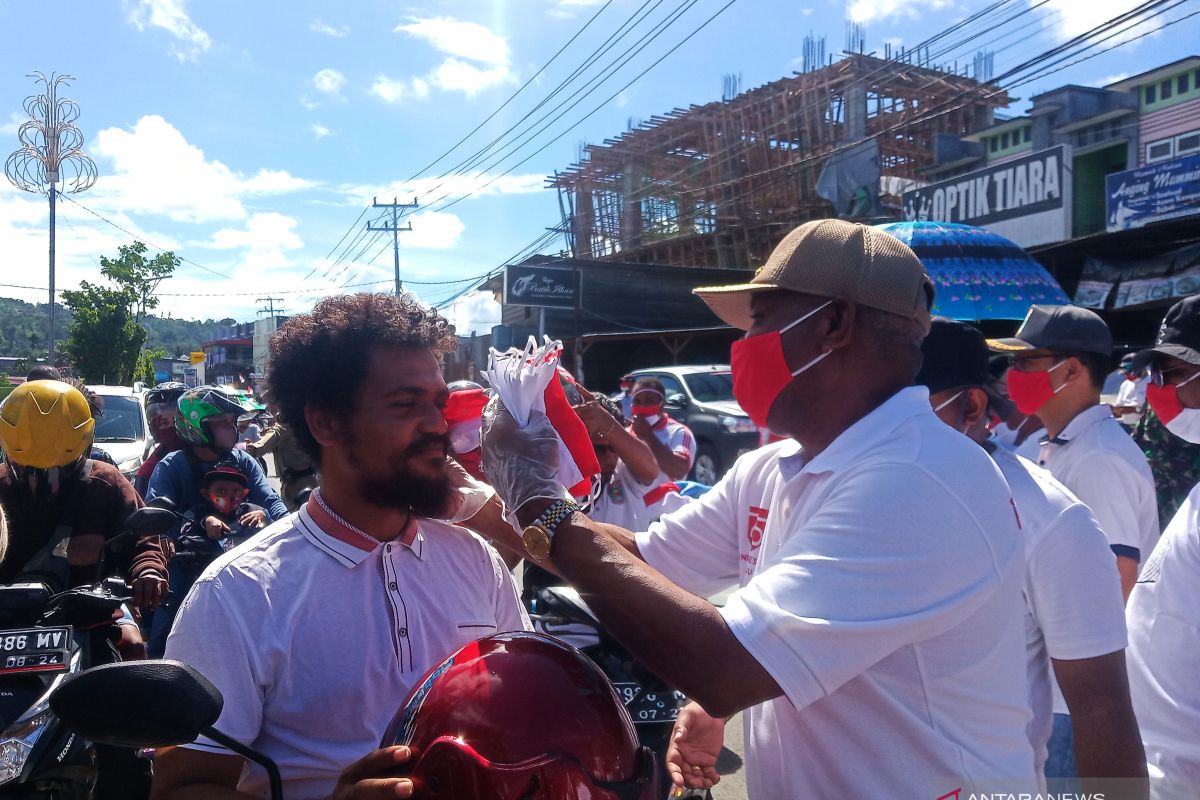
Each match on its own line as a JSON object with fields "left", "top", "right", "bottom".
{"left": 88, "top": 385, "right": 151, "bottom": 480}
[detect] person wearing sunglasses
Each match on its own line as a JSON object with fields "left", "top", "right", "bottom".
{"left": 1124, "top": 295, "right": 1200, "bottom": 800}
{"left": 919, "top": 318, "right": 1144, "bottom": 793}
{"left": 988, "top": 305, "right": 1157, "bottom": 785}
{"left": 988, "top": 306, "right": 1158, "bottom": 603}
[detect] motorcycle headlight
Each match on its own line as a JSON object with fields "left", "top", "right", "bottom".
{"left": 720, "top": 416, "right": 758, "bottom": 434}
{"left": 0, "top": 709, "right": 52, "bottom": 785}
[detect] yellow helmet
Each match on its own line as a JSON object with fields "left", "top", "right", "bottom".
{"left": 0, "top": 380, "right": 96, "bottom": 469}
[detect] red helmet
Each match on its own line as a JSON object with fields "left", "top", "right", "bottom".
{"left": 381, "top": 632, "right": 657, "bottom": 800}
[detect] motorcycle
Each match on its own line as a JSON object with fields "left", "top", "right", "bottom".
{"left": 49, "top": 660, "right": 284, "bottom": 800}
{"left": 0, "top": 576, "right": 134, "bottom": 798}
{"left": 529, "top": 585, "right": 707, "bottom": 798}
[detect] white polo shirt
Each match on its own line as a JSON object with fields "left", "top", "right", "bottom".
{"left": 989, "top": 446, "right": 1128, "bottom": 778}
{"left": 164, "top": 494, "right": 530, "bottom": 800}
{"left": 591, "top": 461, "right": 691, "bottom": 532}
{"left": 1126, "top": 483, "right": 1200, "bottom": 798}
{"left": 1038, "top": 403, "right": 1159, "bottom": 564}
{"left": 637, "top": 387, "right": 1035, "bottom": 798}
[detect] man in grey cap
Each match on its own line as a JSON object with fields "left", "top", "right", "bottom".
{"left": 989, "top": 304, "right": 1157, "bottom": 784}
{"left": 988, "top": 305, "right": 1158, "bottom": 598}
{"left": 478, "top": 219, "right": 1035, "bottom": 798}
{"left": 919, "top": 318, "right": 1145, "bottom": 793}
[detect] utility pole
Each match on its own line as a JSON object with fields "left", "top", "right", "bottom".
{"left": 256, "top": 297, "right": 286, "bottom": 319}
{"left": 5, "top": 73, "right": 98, "bottom": 363}
{"left": 366, "top": 197, "right": 417, "bottom": 296}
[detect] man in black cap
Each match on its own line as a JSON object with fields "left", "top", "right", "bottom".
{"left": 920, "top": 318, "right": 1145, "bottom": 793}
{"left": 989, "top": 304, "right": 1157, "bottom": 782}
{"left": 1124, "top": 295, "right": 1200, "bottom": 799}
{"left": 989, "top": 305, "right": 1158, "bottom": 600}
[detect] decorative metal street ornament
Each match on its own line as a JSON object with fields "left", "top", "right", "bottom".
{"left": 4, "top": 72, "right": 98, "bottom": 362}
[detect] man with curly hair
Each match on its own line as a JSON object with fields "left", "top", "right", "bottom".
{"left": 154, "top": 293, "right": 530, "bottom": 800}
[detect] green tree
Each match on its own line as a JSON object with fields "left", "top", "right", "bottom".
{"left": 100, "top": 241, "right": 179, "bottom": 322}
{"left": 61, "top": 282, "right": 146, "bottom": 385}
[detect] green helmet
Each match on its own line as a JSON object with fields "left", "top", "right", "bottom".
{"left": 175, "top": 385, "right": 265, "bottom": 447}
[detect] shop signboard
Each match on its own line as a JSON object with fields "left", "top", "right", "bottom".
{"left": 903, "top": 145, "right": 1071, "bottom": 248}
{"left": 1106, "top": 153, "right": 1200, "bottom": 232}
{"left": 504, "top": 264, "right": 580, "bottom": 310}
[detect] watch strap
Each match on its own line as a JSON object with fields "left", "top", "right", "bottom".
{"left": 533, "top": 499, "right": 579, "bottom": 537}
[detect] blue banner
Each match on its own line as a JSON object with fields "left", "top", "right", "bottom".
{"left": 1107, "top": 154, "right": 1200, "bottom": 231}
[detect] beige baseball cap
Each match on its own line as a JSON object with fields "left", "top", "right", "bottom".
{"left": 693, "top": 219, "right": 935, "bottom": 332}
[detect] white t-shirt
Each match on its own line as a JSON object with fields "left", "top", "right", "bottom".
{"left": 164, "top": 494, "right": 530, "bottom": 800}
{"left": 1038, "top": 404, "right": 1159, "bottom": 565}
{"left": 637, "top": 387, "right": 1035, "bottom": 799}
{"left": 1116, "top": 377, "right": 1149, "bottom": 426}
{"left": 989, "top": 446, "right": 1128, "bottom": 777}
{"left": 591, "top": 460, "right": 691, "bottom": 532}
{"left": 1126, "top": 482, "right": 1200, "bottom": 799}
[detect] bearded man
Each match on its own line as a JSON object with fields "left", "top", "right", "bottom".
{"left": 153, "top": 293, "right": 529, "bottom": 800}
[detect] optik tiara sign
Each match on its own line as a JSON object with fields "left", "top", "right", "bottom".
{"left": 504, "top": 264, "right": 580, "bottom": 310}
{"left": 903, "top": 145, "right": 1071, "bottom": 247}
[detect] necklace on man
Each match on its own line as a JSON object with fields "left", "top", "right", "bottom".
{"left": 314, "top": 490, "right": 383, "bottom": 546}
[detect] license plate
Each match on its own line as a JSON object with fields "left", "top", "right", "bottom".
{"left": 613, "top": 682, "right": 686, "bottom": 725}
{"left": 0, "top": 627, "right": 72, "bottom": 675}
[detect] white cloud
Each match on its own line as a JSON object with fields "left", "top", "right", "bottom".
{"left": 429, "top": 59, "right": 513, "bottom": 96}
{"left": 1096, "top": 72, "right": 1130, "bottom": 87}
{"left": 449, "top": 291, "right": 502, "bottom": 335}
{"left": 309, "top": 20, "right": 349, "bottom": 38}
{"left": 1037, "top": 0, "right": 1162, "bottom": 42}
{"left": 311, "top": 124, "right": 331, "bottom": 139}
{"left": 380, "top": 17, "right": 515, "bottom": 99}
{"left": 312, "top": 68, "right": 346, "bottom": 96}
{"left": 205, "top": 213, "right": 304, "bottom": 271}
{"left": 405, "top": 211, "right": 465, "bottom": 250}
{"left": 125, "top": 0, "right": 211, "bottom": 61}
{"left": 89, "top": 115, "right": 315, "bottom": 223}
{"left": 1, "top": 113, "right": 23, "bottom": 136}
{"left": 342, "top": 171, "right": 545, "bottom": 204}
{"left": 395, "top": 17, "right": 510, "bottom": 66}
{"left": 848, "top": 0, "right": 953, "bottom": 23}
{"left": 370, "top": 75, "right": 431, "bottom": 104}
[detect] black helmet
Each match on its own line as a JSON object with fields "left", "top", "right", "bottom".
{"left": 145, "top": 382, "right": 188, "bottom": 407}
{"left": 448, "top": 380, "right": 484, "bottom": 392}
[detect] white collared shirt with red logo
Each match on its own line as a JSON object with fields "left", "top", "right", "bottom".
{"left": 636, "top": 387, "right": 1036, "bottom": 798}
{"left": 591, "top": 460, "right": 691, "bottom": 531}
{"left": 164, "top": 492, "right": 530, "bottom": 800}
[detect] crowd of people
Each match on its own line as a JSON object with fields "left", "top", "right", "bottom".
{"left": 0, "top": 218, "right": 1197, "bottom": 799}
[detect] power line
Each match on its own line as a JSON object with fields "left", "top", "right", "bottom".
{"left": 59, "top": 193, "right": 235, "bottom": 280}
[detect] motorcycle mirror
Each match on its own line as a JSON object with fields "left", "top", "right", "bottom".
{"left": 126, "top": 507, "right": 178, "bottom": 534}
{"left": 146, "top": 496, "right": 178, "bottom": 511}
{"left": 50, "top": 660, "right": 222, "bottom": 748}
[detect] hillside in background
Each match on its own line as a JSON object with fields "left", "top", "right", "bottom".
{"left": 0, "top": 297, "right": 229, "bottom": 359}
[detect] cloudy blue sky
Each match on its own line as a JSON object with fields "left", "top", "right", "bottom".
{"left": 1, "top": 0, "right": 1196, "bottom": 334}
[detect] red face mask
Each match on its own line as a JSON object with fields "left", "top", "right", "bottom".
{"left": 631, "top": 403, "right": 660, "bottom": 418}
{"left": 731, "top": 301, "right": 831, "bottom": 429}
{"left": 1146, "top": 381, "right": 1184, "bottom": 423}
{"left": 1006, "top": 359, "right": 1067, "bottom": 415}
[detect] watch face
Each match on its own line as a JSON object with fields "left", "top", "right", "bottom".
{"left": 523, "top": 525, "right": 551, "bottom": 561}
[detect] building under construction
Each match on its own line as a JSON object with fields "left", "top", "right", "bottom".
{"left": 550, "top": 52, "right": 1009, "bottom": 270}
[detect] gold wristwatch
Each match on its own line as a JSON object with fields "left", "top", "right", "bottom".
{"left": 522, "top": 499, "right": 580, "bottom": 561}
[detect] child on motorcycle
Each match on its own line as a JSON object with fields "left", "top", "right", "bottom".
{"left": 148, "top": 461, "right": 267, "bottom": 656}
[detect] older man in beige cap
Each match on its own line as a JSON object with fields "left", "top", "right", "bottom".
{"left": 478, "top": 219, "right": 1036, "bottom": 799}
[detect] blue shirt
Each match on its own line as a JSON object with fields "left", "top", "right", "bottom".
{"left": 147, "top": 448, "right": 288, "bottom": 521}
